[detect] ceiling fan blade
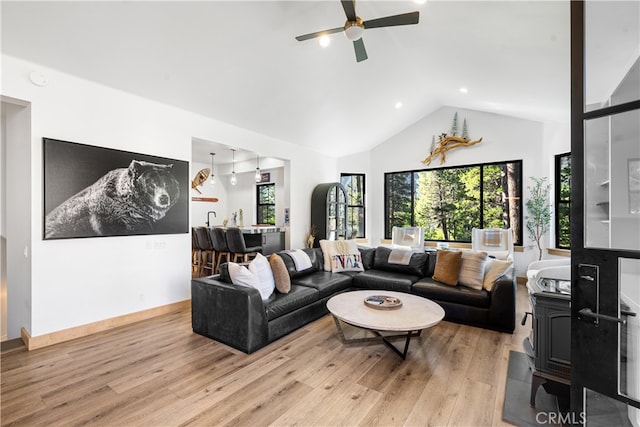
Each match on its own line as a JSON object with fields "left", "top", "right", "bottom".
{"left": 363, "top": 11, "right": 419, "bottom": 29}
{"left": 341, "top": 0, "right": 357, "bottom": 22}
{"left": 295, "top": 26, "right": 344, "bottom": 41}
{"left": 353, "top": 38, "right": 368, "bottom": 62}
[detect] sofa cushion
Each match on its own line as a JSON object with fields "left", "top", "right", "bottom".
{"left": 372, "top": 246, "right": 428, "bottom": 277}
{"left": 358, "top": 246, "right": 376, "bottom": 270}
{"left": 278, "top": 248, "right": 322, "bottom": 279}
{"left": 264, "top": 284, "right": 320, "bottom": 321}
{"left": 432, "top": 250, "right": 462, "bottom": 286}
{"left": 292, "top": 271, "right": 352, "bottom": 298}
{"left": 458, "top": 250, "right": 488, "bottom": 290}
{"left": 270, "top": 253, "right": 291, "bottom": 294}
{"left": 412, "top": 277, "right": 490, "bottom": 308}
{"left": 352, "top": 269, "right": 419, "bottom": 292}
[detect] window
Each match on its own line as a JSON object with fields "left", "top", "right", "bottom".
{"left": 340, "top": 173, "right": 365, "bottom": 238}
{"left": 555, "top": 153, "right": 571, "bottom": 249}
{"left": 256, "top": 183, "right": 275, "bottom": 225}
{"left": 384, "top": 160, "right": 523, "bottom": 245}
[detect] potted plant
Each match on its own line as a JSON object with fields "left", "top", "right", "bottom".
{"left": 525, "top": 177, "right": 552, "bottom": 261}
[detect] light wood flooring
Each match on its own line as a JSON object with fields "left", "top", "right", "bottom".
{"left": 1, "top": 284, "right": 531, "bottom": 426}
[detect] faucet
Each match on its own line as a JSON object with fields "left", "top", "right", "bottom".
{"left": 206, "top": 211, "right": 216, "bottom": 227}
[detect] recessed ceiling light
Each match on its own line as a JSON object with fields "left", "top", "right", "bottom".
{"left": 414, "top": 0, "right": 427, "bottom": 4}
{"left": 395, "top": 102, "right": 403, "bottom": 109}
{"left": 459, "top": 87, "right": 468, "bottom": 94}
{"left": 319, "top": 35, "right": 330, "bottom": 48}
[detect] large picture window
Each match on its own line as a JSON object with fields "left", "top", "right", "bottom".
{"left": 555, "top": 153, "right": 571, "bottom": 249}
{"left": 256, "top": 183, "right": 275, "bottom": 225}
{"left": 384, "top": 160, "right": 523, "bottom": 245}
{"left": 340, "top": 173, "right": 365, "bottom": 238}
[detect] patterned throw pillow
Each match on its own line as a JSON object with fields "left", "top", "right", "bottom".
{"left": 458, "top": 250, "right": 488, "bottom": 290}
{"left": 432, "top": 250, "right": 463, "bottom": 286}
{"left": 331, "top": 253, "right": 364, "bottom": 272}
{"left": 319, "top": 239, "right": 361, "bottom": 272}
{"left": 269, "top": 253, "right": 291, "bottom": 293}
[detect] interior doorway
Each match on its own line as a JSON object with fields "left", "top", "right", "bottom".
{"left": 1, "top": 96, "right": 32, "bottom": 343}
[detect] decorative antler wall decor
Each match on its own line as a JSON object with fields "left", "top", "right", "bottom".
{"left": 421, "top": 112, "right": 483, "bottom": 166}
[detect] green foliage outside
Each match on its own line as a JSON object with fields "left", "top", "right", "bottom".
{"left": 385, "top": 162, "right": 522, "bottom": 244}
{"left": 557, "top": 155, "right": 571, "bottom": 248}
{"left": 341, "top": 174, "right": 365, "bottom": 238}
{"left": 257, "top": 184, "right": 275, "bottom": 225}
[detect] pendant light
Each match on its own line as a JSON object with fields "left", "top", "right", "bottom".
{"left": 209, "top": 152, "right": 216, "bottom": 186}
{"left": 254, "top": 155, "right": 261, "bottom": 183}
{"left": 230, "top": 149, "right": 237, "bottom": 186}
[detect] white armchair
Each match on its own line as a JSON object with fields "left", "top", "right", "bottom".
{"left": 471, "top": 228, "right": 514, "bottom": 260}
{"left": 391, "top": 226, "right": 424, "bottom": 249}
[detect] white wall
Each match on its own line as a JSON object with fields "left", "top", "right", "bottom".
{"left": 2, "top": 54, "right": 336, "bottom": 338}
{"left": 338, "top": 106, "right": 570, "bottom": 275}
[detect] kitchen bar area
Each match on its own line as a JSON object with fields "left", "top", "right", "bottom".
{"left": 191, "top": 225, "right": 286, "bottom": 277}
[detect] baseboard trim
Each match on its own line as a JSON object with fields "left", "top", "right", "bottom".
{"left": 21, "top": 300, "right": 190, "bottom": 351}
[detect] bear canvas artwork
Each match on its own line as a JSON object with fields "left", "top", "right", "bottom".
{"left": 43, "top": 138, "right": 188, "bottom": 239}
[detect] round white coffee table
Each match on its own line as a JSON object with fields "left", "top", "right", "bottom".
{"left": 327, "top": 290, "right": 445, "bottom": 360}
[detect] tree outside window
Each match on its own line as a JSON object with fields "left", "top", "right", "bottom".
{"left": 256, "top": 183, "right": 275, "bottom": 225}
{"left": 340, "top": 173, "right": 365, "bottom": 238}
{"left": 555, "top": 153, "right": 571, "bottom": 249}
{"left": 385, "top": 160, "right": 523, "bottom": 245}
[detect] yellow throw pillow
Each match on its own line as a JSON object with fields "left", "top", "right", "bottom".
{"left": 432, "top": 250, "right": 463, "bottom": 286}
{"left": 269, "top": 253, "right": 291, "bottom": 293}
{"left": 483, "top": 259, "right": 513, "bottom": 291}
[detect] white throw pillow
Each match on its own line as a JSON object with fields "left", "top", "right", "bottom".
{"left": 458, "top": 250, "right": 488, "bottom": 290}
{"left": 228, "top": 253, "right": 275, "bottom": 300}
{"left": 483, "top": 259, "right": 513, "bottom": 291}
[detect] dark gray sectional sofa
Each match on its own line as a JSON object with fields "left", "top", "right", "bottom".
{"left": 191, "top": 246, "right": 516, "bottom": 354}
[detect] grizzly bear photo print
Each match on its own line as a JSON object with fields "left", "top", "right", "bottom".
{"left": 43, "top": 138, "right": 188, "bottom": 240}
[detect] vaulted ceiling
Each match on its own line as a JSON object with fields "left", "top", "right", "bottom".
{"left": 2, "top": 1, "right": 574, "bottom": 160}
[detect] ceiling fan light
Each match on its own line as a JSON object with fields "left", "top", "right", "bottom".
{"left": 344, "top": 22, "right": 364, "bottom": 41}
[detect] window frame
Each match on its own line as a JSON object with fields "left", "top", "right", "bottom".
{"left": 340, "top": 173, "right": 366, "bottom": 238}
{"left": 554, "top": 152, "right": 571, "bottom": 249}
{"left": 256, "top": 183, "right": 276, "bottom": 225}
{"left": 384, "top": 159, "right": 523, "bottom": 245}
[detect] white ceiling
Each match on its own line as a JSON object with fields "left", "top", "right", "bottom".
{"left": 2, "top": 0, "right": 620, "bottom": 163}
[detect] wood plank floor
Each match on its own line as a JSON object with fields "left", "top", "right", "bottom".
{"left": 1, "top": 284, "right": 531, "bottom": 427}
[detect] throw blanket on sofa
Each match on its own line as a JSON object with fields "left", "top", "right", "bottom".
{"left": 388, "top": 248, "right": 413, "bottom": 265}
{"left": 286, "top": 249, "right": 312, "bottom": 271}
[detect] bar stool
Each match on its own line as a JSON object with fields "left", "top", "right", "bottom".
{"left": 195, "top": 226, "right": 215, "bottom": 277}
{"left": 210, "top": 227, "right": 231, "bottom": 273}
{"left": 191, "top": 227, "right": 202, "bottom": 277}
{"left": 225, "top": 227, "right": 262, "bottom": 263}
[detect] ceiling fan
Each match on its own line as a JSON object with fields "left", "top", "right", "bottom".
{"left": 295, "top": 0, "right": 420, "bottom": 63}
